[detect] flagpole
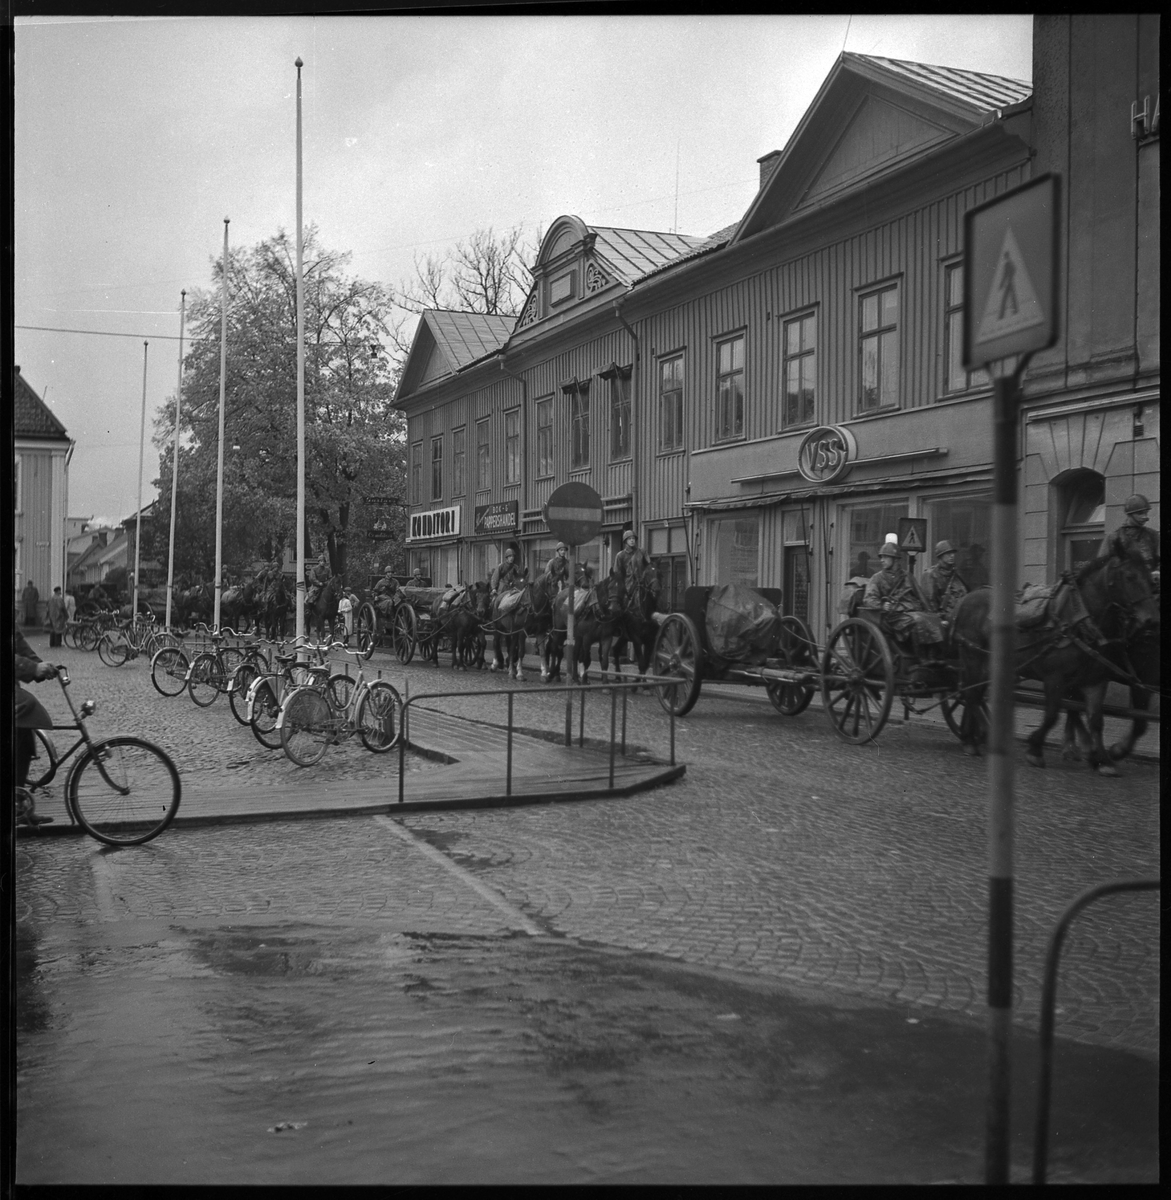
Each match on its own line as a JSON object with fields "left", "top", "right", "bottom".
{"left": 132, "top": 340, "right": 148, "bottom": 625}
{"left": 214, "top": 218, "right": 229, "bottom": 631}
{"left": 295, "top": 56, "right": 306, "bottom": 648}
{"left": 165, "top": 290, "right": 186, "bottom": 629}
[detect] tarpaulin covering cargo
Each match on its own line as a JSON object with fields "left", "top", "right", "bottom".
{"left": 704, "top": 583, "right": 782, "bottom": 663}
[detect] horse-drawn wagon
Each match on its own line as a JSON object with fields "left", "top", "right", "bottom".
{"left": 650, "top": 583, "right": 984, "bottom": 745}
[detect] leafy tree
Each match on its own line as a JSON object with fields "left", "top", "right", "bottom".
{"left": 151, "top": 226, "right": 406, "bottom": 583}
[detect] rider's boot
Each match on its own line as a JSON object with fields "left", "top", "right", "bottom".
{"left": 16, "top": 788, "right": 54, "bottom": 827}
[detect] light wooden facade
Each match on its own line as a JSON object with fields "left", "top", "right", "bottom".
{"left": 395, "top": 35, "right": 1159, "bottom": 635}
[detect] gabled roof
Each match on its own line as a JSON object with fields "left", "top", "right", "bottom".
{"left": 589, "top": 227, "right": 709, "bottom": 286}
{"left": 732, "top": 52, "right": 1031, "bottom": 244}
{"left": 395, "top": 309, "right": 515, "bottom": 403}
{"left": 14, "top": 366, "right": 70, "bottom": 440}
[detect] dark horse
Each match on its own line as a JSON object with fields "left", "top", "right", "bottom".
{"left": 608, "top": 563, "right": 661, "bottom": 683}
{"left": 488, "top": 574, "right": 558, "bottom": 680}
{"left": 428, "top": 582, "right": 491, "bottom": 669}
{"left": 951, "top": 550, "right": 1159, "bottom": 774}
{"left": 221, "top": 579, "right": 261, "bottom": 633}
{"left": 547, "top": 573, "right": 622, "bottom": 684}
{"left": 263, "top": 573, "right": 293, "bottom": 641}
{"left": 308, "top": 574, "right": 344, "bottom": 642}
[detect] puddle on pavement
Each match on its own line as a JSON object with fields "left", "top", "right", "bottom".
{"left": 16, "top": 923, "right": 1159, "bottom": 1185}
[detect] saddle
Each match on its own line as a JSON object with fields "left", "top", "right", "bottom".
{"left": 495, "top": 586, "right": 524, "bottom": 617}
{"left": 1015, "top": 578, "right": 1096, "bottom": 635}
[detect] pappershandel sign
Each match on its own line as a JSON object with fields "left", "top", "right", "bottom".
{"left": 474, "top": 501, "right": 518, "bottom": 535}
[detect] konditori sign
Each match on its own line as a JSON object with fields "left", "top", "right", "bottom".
{"left": 408, "top": 505, "right": 461, "bottom": 541}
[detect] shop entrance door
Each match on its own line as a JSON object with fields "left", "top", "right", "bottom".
{"left": 783, "top": 546, "right": 810, "bottom": 622}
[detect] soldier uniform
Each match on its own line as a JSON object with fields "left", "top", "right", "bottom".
{"left": 306, "top": 559, "right": 331, "bottom": 607}
{"left": 490, "top": 551, "right": 526, "bottom": 595}
{"left": 613, "top": 531, "right": 652, "bottom": 598}
{"left": 920, "top": 539, "right": 969, "bottom": 623}
{"left": 545, "top": 543, "right": 571, "bottom": 588}
{"left": 373, "top": 570, "right": 399, "bottom": 618}
{"left": 863, "top": 540, "right": 939, "bottom": 647}
{"left": 1100, "top": 494, "right": 1160, "bottom": 584}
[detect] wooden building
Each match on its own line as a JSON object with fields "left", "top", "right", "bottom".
{"left": 395, "top": 33, "right": 1159, "bottom": 634}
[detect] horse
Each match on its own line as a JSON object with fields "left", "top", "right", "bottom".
{"left": 425, "top": 585, "right": 481, "bottom": 669}
{"left": 453, "top": 581, "right": 492, "bottom": 669}
{"left": 307, "top": 574, "right": 344, "bottom": 642}
{"left": 221, "top": 578, "right": 261, "bottom": 633}
{"left": 178, "top": 581, "right": 214, "bottom": 629}
{"left": 951, "top": 549, "right": 1159, "bottom": 774}
{"left": 487, "top": 573, "right": 558, "bottom": 680}
{"left": 558, "top": 573, "right": 622, "bottom": 684}
{"left": 608, "top": 563, "right": 661, "bottom": 683}
{"left": 263, "top": 573, "right": 293, "bottom": 641}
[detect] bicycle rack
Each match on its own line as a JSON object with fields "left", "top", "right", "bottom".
{"left": 1031, "top": 876, "right": 1160, "bottom": 1184}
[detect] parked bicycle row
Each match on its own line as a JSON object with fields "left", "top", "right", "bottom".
{"left": 148, "top": 632, "right": 402, "bottom": 768}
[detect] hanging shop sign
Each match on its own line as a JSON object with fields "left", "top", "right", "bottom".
{"left": 474, "top": 500, "right": 519, "bottom": 536}
{"left": 408, "top": 505, "right": 461, "bottom": 542}
{"left": 797, "top": 425, "right": 857, "bottom": 484}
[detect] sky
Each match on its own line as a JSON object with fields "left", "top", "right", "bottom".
{"left": 14, "top": 13, "right": 1034, "bottom": 525}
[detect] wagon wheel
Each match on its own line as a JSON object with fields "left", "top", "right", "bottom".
{"left": 354, "top": 602, "right": 377, "bottom": 660}
{"left": 652, "top": 613, "right": 703, "bottom": 717}
{"left": 940, "top": 685, "right": 989, "bottom": 744}
{"left": 391, "top": 603, "right": 416, "bottom": 664}
{"left": 820, "top": 618, "right": 894, "bottom": 744}
{"left": 767, "top": 614, "right": 817, "bottom": 716}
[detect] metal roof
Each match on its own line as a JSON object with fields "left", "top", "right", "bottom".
{"left": 14, "top": 367, "right": 70, "bottom": 440}
{"left": 849, "top": 54, "right": 1031, "bottom": 113}
{"left": 591, "top": 227, "right": 709, "bottom": 285}
{"left": 425, "top": 310, "right": 516, "bottom": 371}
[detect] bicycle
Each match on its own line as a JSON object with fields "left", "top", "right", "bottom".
{"left": 187, "top": 627, "right": 267, "bottom": 709}
{"left": 97, "top": 613, "right": 179, "bottom": 667}
{"left": 246, "top": 638, "right": 336, "bottom": 749}
{"left": 280, "top": 643, "right": 402, "bottom": 766}
{"left": 17, "top": 664, "right": 181, "bottom": 846}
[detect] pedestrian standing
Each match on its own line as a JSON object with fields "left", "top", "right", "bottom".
{"left": 64, "top": 589, "right": 77, "bottom": 625}
{"left": 47, "top": 586, "right": 68, "bottom": 648}
{"left": 22, "top": 579, "right": 39, "bottom": 626}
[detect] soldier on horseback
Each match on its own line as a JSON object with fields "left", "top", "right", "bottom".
{"left": 490, "top": 547, "right": 526, "bottom": 596}
{"left": 1100, "top": 494, "right": 1160, "bottom": 588}
{"left": 544, "top": 542, "right": 571, "bottom": 590}
{"left": 921, "top": 540, "right": 969, "bottom": 625}
{"left": 306, "top": 555, "right": 332, "bottom": 609}
{"left": 862, "top": 538, "right": 943, "bottom": 654}
{"left": 613, "top": 529, "right": 651, "bottom": 597}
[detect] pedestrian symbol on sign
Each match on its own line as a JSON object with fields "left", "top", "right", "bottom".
{"left": 976, "top": 225, "right": 1044, "bottom": 342}
{"left": 896, "top": 517, "right": 927, "bottom": 554}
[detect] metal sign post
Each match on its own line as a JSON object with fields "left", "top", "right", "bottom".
{"left": 964, "top": 174, "right": 1059, "bottom": 1186}
{"left": 544, "top": 482, "right": 605, "bottom": 743}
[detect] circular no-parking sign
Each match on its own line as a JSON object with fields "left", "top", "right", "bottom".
{"left": 544, "top": 482, "right": 604, "bottom": 546}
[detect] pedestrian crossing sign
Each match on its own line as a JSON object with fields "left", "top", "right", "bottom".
{"left": 897, "top": 518, "right": 928, "bottom": 554}
{"left": 964, "top": 174, "right": 1059, "bottom": 368}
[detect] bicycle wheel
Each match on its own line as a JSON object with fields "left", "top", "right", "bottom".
{"left": 80, "top": 622, "right": 100, "bottom": 651}
{"left": 63, "top": 623, "right": 81, "bottom": 650}
{"left": 326, "top": 672, "right": 356, "bottom": 712}
{"left": 280, "top": 688, "right": 335, "bottom": 766}
{"left": 151, "top": 646, "right": 190, "bottom": 697}
{"left": 250, "top": 679, "right": 284, "bottom": 749}
{"left": 188, "top": 651, "right": 220, "bottom": 706}
{"left": 68, "top": 736, "right": 181, "bottom": 846}
{"left": 358, "top": 680, "right": 402, "bottom": 753}
{"left": 217, "top": 647, "right": 246, "bottom": 690}
{"left": 28, "top": 729, "right": 60, "bottom": 790}
{"left": 229, "top": 660, "right": 262, "bottom": 725}
{"left": 98, "top": 633, "right": 131, "bottom": 667}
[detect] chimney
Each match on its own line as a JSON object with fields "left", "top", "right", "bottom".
{"left": 757, "top": 150, "right": 782, "bottom": 191}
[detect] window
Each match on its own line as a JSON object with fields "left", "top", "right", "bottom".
{"left": 925, "top": 493, "right": 992, "bottom": 588}
{"left": 430, "top": 435, "right": 443, "bottom": 501}
{"left": 452, "top": 427, "right": 465, "bottom": 496}
{"left": 715, "top": 334, "right": 745, "bottom": 440}
{"left": 566, "top": 380, "right": 590, "bottom": 468}
{"left": 1058, "top": 471, "right": 1106, "bottom": 575}
{"left": 845, "top": 501, "right": 908, "bottom": 580}
{"left": 658, "top": 354, "right": 684, "bottom": 451}
{"left": 649, "top": 524, "right": 689, "bottom": 612}
{"left": 476, "top": 418, "right": 491, "bottom": 491}
{"left": 859, "top": 284, "right": 899, "bottom": 411}
{"left": 536, "top": 397, "right": 554, "bottom": 476}
{"left": 782, "top": 312, "right": 817, "bottom": 427}
{"left": 602, "top": 365, "right": 632, "bottom": 460}
{"left": 410, "top": 441, "right": 423, "bottom": 505}
{"left": 706, "top": 515, "right": 758, "bottom": 587}
{"left": 943, "top": 264, "right": 989, "bottom": 394}
{"left": 505, "top": 409, "right": 520, "bottom": 485}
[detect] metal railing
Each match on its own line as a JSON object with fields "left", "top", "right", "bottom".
{"left": 1032, "top": 877, "right": 1160, "bottom": 1184}
{"left": 395, "top": 675, "right": 683, "bottom": 805}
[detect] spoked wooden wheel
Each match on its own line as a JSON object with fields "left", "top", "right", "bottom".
{"left": 820, "top": 618, "right": 895, "bottom": 744}
{"left": 392, "top": 604, "right": 416, "bottom": 664}
{"left": 651, "top": 614, "right": 703, "bottom": 717}
{"left": 768, "top": 614, "right": 817, "bottom": 716}
{"left": 941, "top": 686, "right": 989, "bottom": 744}
{"left": 354, "top": 602, "right": 378, "bottom": 659}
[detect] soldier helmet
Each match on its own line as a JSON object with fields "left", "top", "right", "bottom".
{"left": 623, "top": 529, "right": 637, "bottom": 545}
{"left": 877, "top": 540, "right": 900, "bottom": 560}
{"left": 934, "top": 540, "right": 956, "bottom": 557}
{"left": 1124, "top": 494, "right": 1151, "bottom": 514}
{"left": 556, "top": 541, "right": 568, "bottom": 552}
{"left": 504, "top": 548, "right": 516, "bottom": 559}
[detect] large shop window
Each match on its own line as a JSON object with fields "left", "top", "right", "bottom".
{"left": 649, "top": 524, "right": 689, "bottom": 612}
{"left": 430, "top": 435, "right": 443, "bottom": 501}
{"left": 943, "top": 264, "right": 989, "bottom": 395}
{"left": 715, "top": 334, "right": 745, "bottom": 441}
{"left": 858, "top": 284, "right": 899, "bottom": 412}
{"left": 410, "top": 441, "right": 423, "bottom": 505}
{"left": 476, "top": 418, "right": 491, "bottom": 491}
{"left": 536, "top": 397, "right": 554, "bottom": 476}
{"left": 925, "top": 493, "right": 992, "bottom": 588}
{"left": 1058, "top": 471, "right": 1105, "bottom": 575}
{"left": 505, "top": 409, "right": 520, "bottom": 485}
{"left": 782, "top": 312, "right": 817, "bottom": 428}
{"left": 658, "top": 354, "right": 684, "bottom": 451}
{"left": 452, "top": 427, "right": 465, "bottom": 497}
{"left": 846, "top": 501, "right": 908, "bottom": 580}
{"left": 707, "top": 515, "right": 758, "bottom": 587}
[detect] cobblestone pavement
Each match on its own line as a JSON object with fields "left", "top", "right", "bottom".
{"left": 23, "top": 635, "right": 1161, "bottom": 1059}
